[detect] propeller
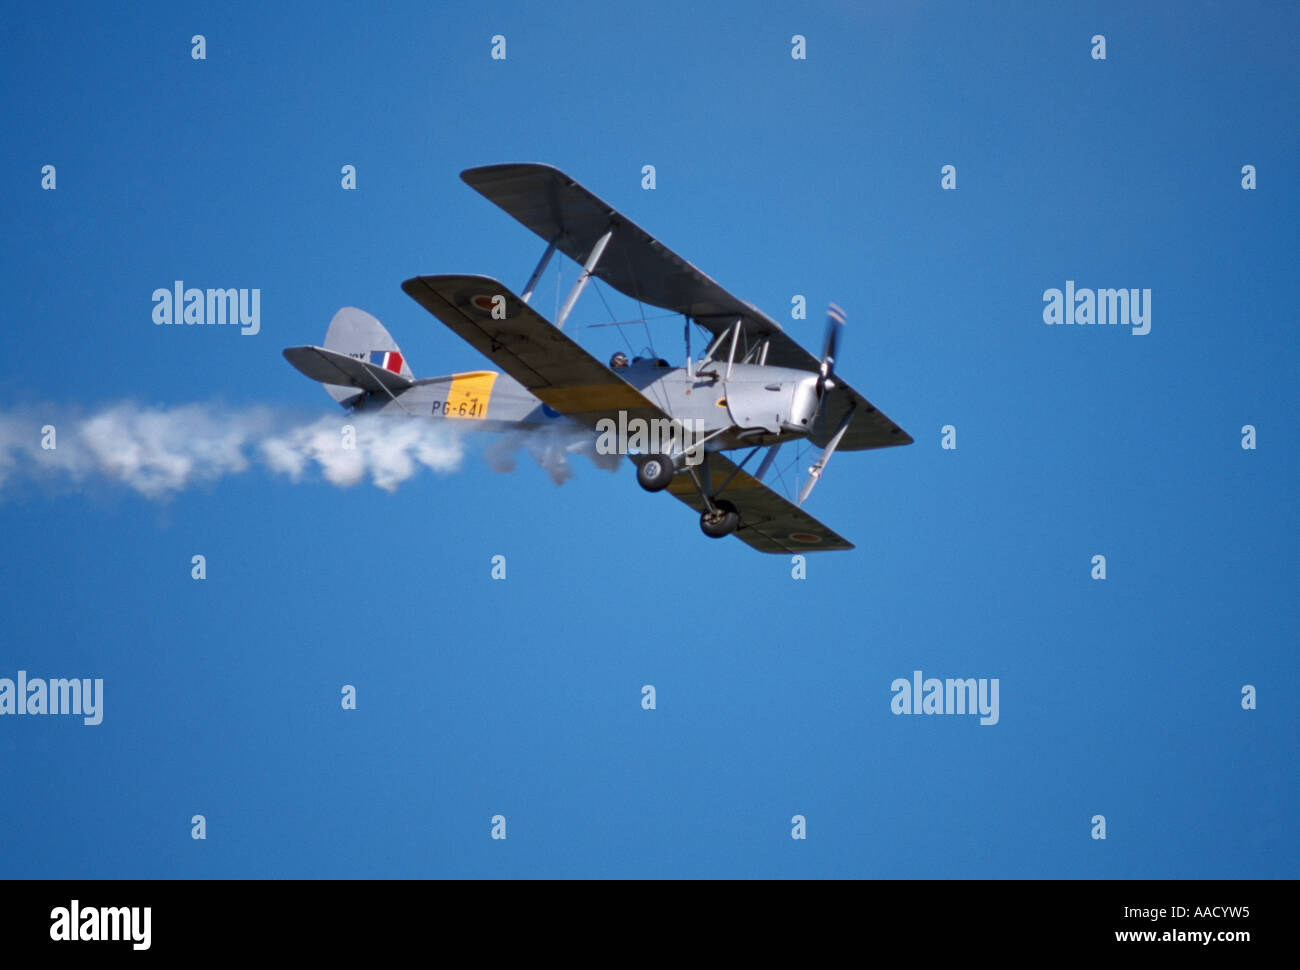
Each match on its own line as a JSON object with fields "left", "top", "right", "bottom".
{"left": 798, "top": 303, "right": 854, "bottom": 506}
{"left": 816, "top": 303, "right": 845, "bottom": 398}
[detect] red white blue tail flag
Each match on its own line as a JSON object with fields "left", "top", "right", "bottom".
{"left": 369, "top": 350, "right": 403, "bottom": 373}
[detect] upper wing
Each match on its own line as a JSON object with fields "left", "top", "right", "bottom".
{"left": 461, "top": 162, "right": 782, "bottom": 337}
{"left": 401, "top": 274, "right": 667, "bottom": 429}
{"left": 667, "top": 451, "right": 853, "bottom": 553}
{"left": 460, "top": 162, "right": 912, "bottom": 451}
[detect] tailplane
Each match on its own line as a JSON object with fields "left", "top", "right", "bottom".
{"left": 283, "top": 307, "right": 414, "bottom": 405}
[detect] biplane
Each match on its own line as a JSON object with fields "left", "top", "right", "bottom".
{"left": 284, "top": 164, "right": 912, "bottom": 552}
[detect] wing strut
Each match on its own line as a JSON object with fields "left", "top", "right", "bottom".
{"left": 714, "top": 445, "right": 762, "bottom": 497}
{"left": 798, "top": 405, "right": 856, "bottom": 506}
{"left": 754, "top": 442, "right": 782, "bottom": 481}
{"left": 520, "top": 239, "right": 557, "bottom": 304}
{"left": 725, "top": 318, "right": 742, "bottom": 380}
{"left": 556, "top": 227, "right": 613, "bottom": 329}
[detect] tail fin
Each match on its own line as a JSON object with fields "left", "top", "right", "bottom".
{"left": 324, "top": 306, "right": 414, "bottom": 382}
{"left": 283, "top": 307, "right": 415, "bottom": 405}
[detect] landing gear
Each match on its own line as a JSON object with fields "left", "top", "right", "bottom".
{"left": 638, "top": 448, "right": 742, "bottom": 540}
{"left": 635, "top": 454, "right": 676, "bottom": 492}
{"left": 699, "top": 500, "right": 739, "bottom": 538}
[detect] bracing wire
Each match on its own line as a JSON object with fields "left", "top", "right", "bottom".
{"left": 590, "top": 279, "right": 637, "bottom": 354}
{"left": 614, "top": 235, "right": 658, "bottom": 360}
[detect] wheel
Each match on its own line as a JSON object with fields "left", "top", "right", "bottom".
{"left": 699, "top": 499, "right": 740, "bottom": 538}
{"left": 636, "top": 454, "right": 676, "bottom": 492}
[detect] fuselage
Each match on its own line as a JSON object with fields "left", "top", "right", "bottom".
{"left": 352, "top": 358, "right": 824, "bottom": 453}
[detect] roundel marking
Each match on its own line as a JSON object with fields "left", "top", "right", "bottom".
{"left": 788, "top": 532, "right": 823, "bottom": 545}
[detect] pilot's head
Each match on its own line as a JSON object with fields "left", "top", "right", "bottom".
{"left": 610, "top": 352, "right": 629, "bottom": 369}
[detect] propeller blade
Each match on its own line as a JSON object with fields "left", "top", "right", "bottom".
{"left": 817, "top": 303, "right": 845, "bottom": 394}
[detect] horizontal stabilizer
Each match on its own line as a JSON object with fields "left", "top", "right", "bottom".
{"left": 282, "top": 345, "right": 414, "bottom": 396}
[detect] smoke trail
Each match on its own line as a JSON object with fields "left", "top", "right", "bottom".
{"left": 483, "top": 425, "right": 623, "bottom": 485}
{"left": 0, "top": 403, "right": 615, "bottom": 500}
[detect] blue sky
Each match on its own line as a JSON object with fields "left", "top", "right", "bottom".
{"left": 0, "top": 0, "right": 1295, "bottom": 878}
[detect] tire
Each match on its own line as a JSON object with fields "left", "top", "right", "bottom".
{"left": 699, "top": 499, "right": 740, "bottom": 538}
{"left": 636, "top": 455, "right": 676, "bottom": 492}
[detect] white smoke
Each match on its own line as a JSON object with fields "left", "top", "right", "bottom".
{"left": 0, "top": 403, "right": 616, "bottom": 500}
{"left": 258, "top": 412, "right": 464, "bottom": 492}
{"left": 483, "top": 424, "right": 623, "bottom": 485}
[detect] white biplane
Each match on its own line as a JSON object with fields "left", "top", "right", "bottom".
{"left": 285, "top": 164, "right": 912, "bottom": 552}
